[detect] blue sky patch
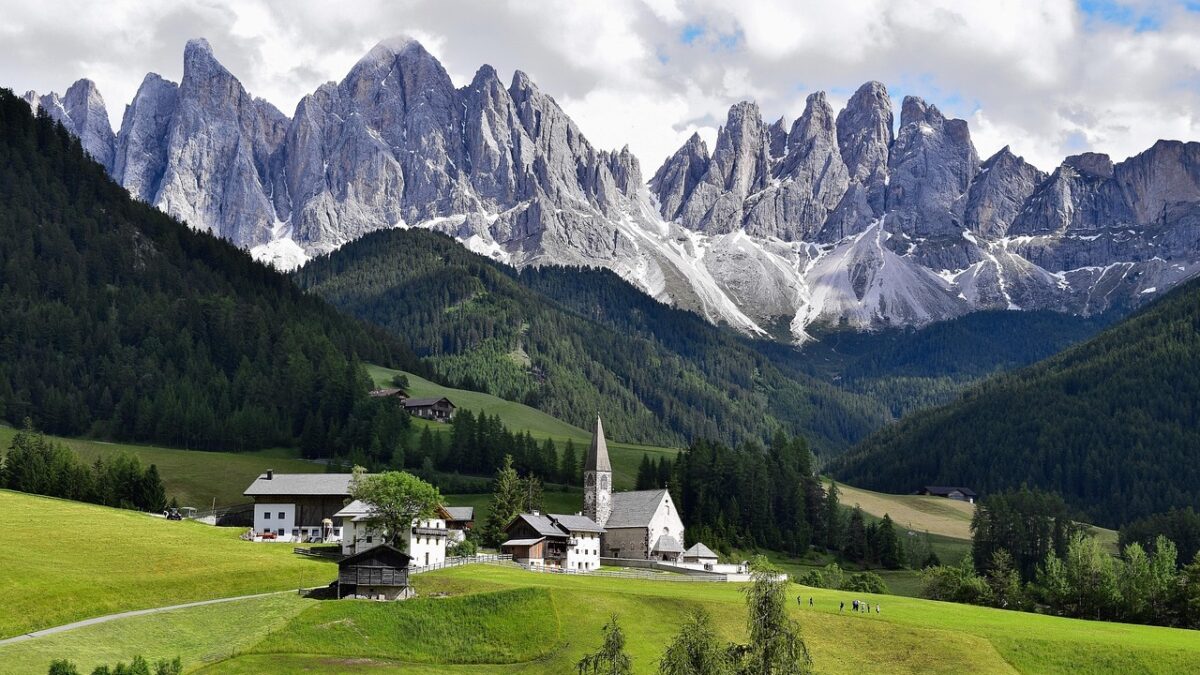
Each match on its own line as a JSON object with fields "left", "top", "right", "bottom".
{"left": 1078, "top": 0, "right": 1163, "bottom": 32}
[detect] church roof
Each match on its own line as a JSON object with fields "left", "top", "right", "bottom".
{"left": 584, "top": 415, "right": 611, "bottom": 473}
{"left": 551, "top": 513, "right": 605, "bottom": 533}
{"left": 652, "top": 535, "right": 684, "bottom": 553}
{"left": 683, "top": 542, "right": 718, "bottom": 559}
{"left": 604, "top": 489, "right": 668, "bottom": 528}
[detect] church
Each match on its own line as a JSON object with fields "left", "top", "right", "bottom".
{"left": 584, "top": 416, "right": 686, "bottom": 562}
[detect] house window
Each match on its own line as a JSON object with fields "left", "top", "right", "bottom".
{"left": 366, "top": 535, "right": 373, "bottom": 544}
{"left": 278, "top": 512, "right": 286, "bottom": 519}
{"left": 263, "top": 512, "right": 271, "bottom": 519}
{"left": 292, "top": 529, "right": 299, "bottom": 537}
{"left": 276, "top": 529, "right": 284, "bottom": 536}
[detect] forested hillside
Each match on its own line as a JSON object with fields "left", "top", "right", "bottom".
{"left": 0, "top": 89, "right": 422, "bottom": 455}
{"left": 764, "top": 310, "right": 1112, "bottom": 418}
{"left": 833, "top": 277, "right": 1200, "bottom": 526}
{"left": 295, "top": 229, "right": 888, "bottom": 451}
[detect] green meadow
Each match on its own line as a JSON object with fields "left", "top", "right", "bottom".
{"left": 0, "top": 490, "right": 336, "bottom": 640}
{"left": 12, "top": 562, "right": 1197, "bottom": 674}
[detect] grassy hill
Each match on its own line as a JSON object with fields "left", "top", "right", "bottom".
{"left": 367, "top": 364, "right": 680, "bottom": 490}
{"left": 833, "top": 276, "right": 1200, "bottom": 527}
{"left": 0, "top": 425, "right": 323, "bottom": 509}
{"left": 0, "top": 490, "right": 335, "bottom": 639}
{"left": 10, "top": 564, "right": 1199, "bottom": 674}
{"left": 835, "top": 481, "right": 976, "bottom": 540}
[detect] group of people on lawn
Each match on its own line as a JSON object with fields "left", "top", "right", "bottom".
{"left": 799, "top": 595, "right": 881, "bottom": 615}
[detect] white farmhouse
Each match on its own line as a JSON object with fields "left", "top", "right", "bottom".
{"left": 243, "top": 471, "right": 353, "bottom": 543}
{"left": 334, "top": 499, "right": 452, "bottom": 567}
{"left": 499, "top": 511, "right": 603, "bottom": 570}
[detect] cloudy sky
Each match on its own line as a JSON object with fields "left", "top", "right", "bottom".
{"left": 3, "top": 0, "right": 1199, "bottom": 172}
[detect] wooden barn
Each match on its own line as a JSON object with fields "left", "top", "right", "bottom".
{"left": 403, "top": 397, "right": 457, "bottom": 421}
{"left": 337, "top": 544, "right": 413, "bottom": 600}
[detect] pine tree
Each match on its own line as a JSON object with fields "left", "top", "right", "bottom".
{"left": 822, "top": 482, "right": 842, "bottom": 551}
{"left": 483, "top": 455, "right": 524, "bottom": 546}
{"left": 522, "top": 474, "right": 544, "bottom": 513}
{"left": 876, "top": 514, "right": 902, "bottom": 569}
{"left": 560, "top": 440, "right": 579, "bottom": 486}
{"left": 139, "top": 464, "right": 167, "bottom": 512}
{"left": 656, "top": 456, "right": 672, "bottom": 489}
{"left": 636, "top": 454, "right": 656, "bottom": 490}
{"left": 845, "top": 507, "right": 868, "bottom": 563}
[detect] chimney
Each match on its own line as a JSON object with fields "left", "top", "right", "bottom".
{"left": 531, "top": 509, "right": 540, "bottom": 516}
{"left": 266, "top": 469, "right": 274, "bottom": 480}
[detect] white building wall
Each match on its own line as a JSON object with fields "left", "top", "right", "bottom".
{"left": 340, "top": 517, "right": 448, "bottom": 564}
{"left": 646, "top": 492, "right": 686, "bottom": 560}
{"left": 254, "top": 503, "right": 295, "bottom": 541}
{"left": 408, "top": 517, "right": 447, "bottom": 568}
{"left": 565, "top": 532, "right": 601, "bottom": 571}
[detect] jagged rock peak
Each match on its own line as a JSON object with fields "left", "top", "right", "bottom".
{"left": 965, "top": 145, "right": 1046, "bottom": 237}
{"left": 767, "top": 116, "right": 788, "bottom": 159}
{"left": 899, "top": 95, "right": 944, "bottom": 127}
{"left": 22, "top": 78, "right": 116, "bottom": 171}
{"left": 183, "top": 38, "right": 226, "bottom": 73}
{"left": 367, "top": 35, "right": 423, "bottom": 57}
{"left": 1064, "top": 152, "right": 1114, "bottom": 179}
{"left": 510, "top": 69, "right": 539, "bottom": 94}
{"left": 470, "top": 63, "right": 501, "bottom": 87}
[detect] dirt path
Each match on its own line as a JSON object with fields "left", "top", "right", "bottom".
{"left": 0, "top": 589, "right": 312, "bottom": 647}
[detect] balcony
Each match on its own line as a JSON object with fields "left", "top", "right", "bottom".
{"left": 412, "top": 526, "right": 449, "bottom": 537}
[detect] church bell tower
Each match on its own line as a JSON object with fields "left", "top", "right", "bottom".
{"left": 583, "top": 415, "right": 612, "bottom": 528}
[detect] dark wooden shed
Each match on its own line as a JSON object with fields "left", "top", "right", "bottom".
{"left": 337, "top": 544, "right": 413, "bottom": 600}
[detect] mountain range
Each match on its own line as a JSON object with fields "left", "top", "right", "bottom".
{"left": 24, "top": 37, "right": 1200, "bottom": 341}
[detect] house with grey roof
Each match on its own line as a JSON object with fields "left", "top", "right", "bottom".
{"left": 243, "top": 471, "right": 469, "bottom": 553}
{"left": 683, "top": 543, "right": 719, "bottom": 567}
{"left": 499, "top": 511, "right": 603, "bottom": 570}
{"left": 443, "top": 506, "right": 475, "bottom": 543}
{"left": 403, "top": 397, "right": 456, "bottom": 421}
{"left": 243, "top": 470, "right": 355, "bottom": 543}
{"left": 582, "top": 416, "right": 690, "bottom": 563}
{"left": 333, "top": 499, "right": 453, "bottom": 567}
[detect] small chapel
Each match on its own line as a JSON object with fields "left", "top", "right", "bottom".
{"left": 584, "top": 416, "right": 686, "bottom": 562}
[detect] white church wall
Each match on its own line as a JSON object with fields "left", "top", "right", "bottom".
{"left": 646, "top": 492, "right": 686, "bottom": 559}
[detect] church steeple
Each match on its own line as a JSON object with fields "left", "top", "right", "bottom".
{"left": 584, "top": 415, "right": 612, "bottom": 527}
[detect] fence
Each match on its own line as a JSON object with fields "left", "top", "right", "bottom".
{"left": 189, "top": 502, "right": 254, "bottom": 527}
{"left": 293, "top": 546, "right": 344, "bottom": 560}
{"left": 520, "top": 563, "right": 735, "bottom": 582}
{"left": 409, "top": 553, "right": 516, "bottom": 575}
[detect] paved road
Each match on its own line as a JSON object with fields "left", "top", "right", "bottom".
{"left": 0, "top": 589, "right": 311, "bottom": 647}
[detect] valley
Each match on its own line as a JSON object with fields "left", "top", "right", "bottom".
{"left": 3, "top": 8, "right": 1200, "bottom": 673}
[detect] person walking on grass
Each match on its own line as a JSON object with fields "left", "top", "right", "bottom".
{"left": 809, "top": 597, "right": 814, "bottom": 607}
{"left": 852, "top": 599, "right": 859, "bottom": 611}
{"left": 839, "top": 601, "right": 844, "bottom": 612}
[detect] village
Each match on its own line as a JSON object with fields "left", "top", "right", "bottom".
{"left": 244, "top": 410, "right": 754, "bottom": 600}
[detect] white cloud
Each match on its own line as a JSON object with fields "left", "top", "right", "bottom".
{"left": 2, "top": 0, "right": 1199, "bottom": 176}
